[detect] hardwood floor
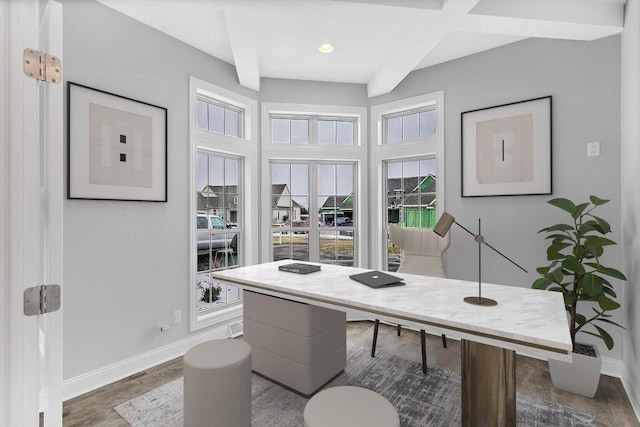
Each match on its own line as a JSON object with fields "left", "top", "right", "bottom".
{"left": 63, "top": 321, "right": 639, "bottom": 426}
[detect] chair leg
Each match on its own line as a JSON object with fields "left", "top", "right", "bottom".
{"left": 420, "top": 329, "right": 427, "bottom": 374}
{"left": 371, "top": 319, "right": 380, "bottom": 358}
{"left": 397, "top": 324, "right": 402, "bottom": 336}
{"left": 442, "top": 334, "right": 447, "bottom": 348}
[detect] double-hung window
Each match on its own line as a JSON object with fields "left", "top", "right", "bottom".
{"left": 370, "top": 92, "right": 444, "bottom": 271}
{"left": 190, "top": 77, "right": 258, "bottom": 331}
{"left": 195, "top": 153, "right": 241, "bottom": 311}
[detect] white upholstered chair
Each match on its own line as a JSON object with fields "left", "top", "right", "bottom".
{"left": 371, "top": 224, "right": 450, "bottom": 374}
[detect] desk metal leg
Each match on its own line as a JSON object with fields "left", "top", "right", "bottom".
{"left": 461, "top": 340, "right": 516, "bottom": 427}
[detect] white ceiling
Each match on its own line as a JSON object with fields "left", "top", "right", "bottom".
{"left": 96, "top": 0, "right": 625, "bottom": 97}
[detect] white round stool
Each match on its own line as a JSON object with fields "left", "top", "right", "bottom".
{"left": 183, "top": 339, "right": 252, "bottom": 427}
{"left": 304, "top": 386, "right": 400, "bottom": 427}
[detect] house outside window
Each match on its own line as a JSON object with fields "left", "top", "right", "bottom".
{"left": 385, "top": 158, "right": 438, "bottom": 271}
{"left": 270, "top": 161, "right": 356, "bottom": 266}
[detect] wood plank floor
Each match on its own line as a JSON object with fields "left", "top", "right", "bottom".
{"left": 63, "top": 321, "right": 639, "bottom": 426}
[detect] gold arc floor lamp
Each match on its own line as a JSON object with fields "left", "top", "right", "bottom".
{"left": 433, "top": 212, "right": 528, "bottom": 307}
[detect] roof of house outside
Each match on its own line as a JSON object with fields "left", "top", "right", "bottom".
{"left": 321, "top": 195, "right": 354, "bottom": 211}
{"left": 386, "top": 174, "right": 436, "bottom": 195}
{"left": 198, "top": 184, "right": 303, "bottom": 211}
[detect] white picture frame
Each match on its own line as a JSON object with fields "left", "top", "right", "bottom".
{"left": 68, "top": 82, "right": 167, "bottom": 201}
{"left": 461, "top": 96, "right": 552, "bottom": 197}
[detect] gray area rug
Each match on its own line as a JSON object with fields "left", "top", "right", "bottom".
{"left": 115, "top": 344, "right": 596, "bottom": 426}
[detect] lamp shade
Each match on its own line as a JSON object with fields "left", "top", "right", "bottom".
{"left": 433, "top": 212, "right": 455, "bottom": 237}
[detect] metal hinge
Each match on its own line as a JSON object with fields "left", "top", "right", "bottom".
{"left": 23, "top": 49, "right": 61, "bottom": 84}
{"left": 24, "top": 284, "right": 61, "bottom": 316}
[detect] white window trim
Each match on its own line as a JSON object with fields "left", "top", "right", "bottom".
{"left": 369, "top": 91, "right": 445, "bottom": 270}
{"left": 189, "top": 76, "right": 259, "bottom": 332}
{"left": 260, "top": 102, "right": 368, "bottom": 266}
{"left": 196, "top": 96, "right": 245, "bottom": 138}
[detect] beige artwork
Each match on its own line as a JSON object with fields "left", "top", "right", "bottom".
{"left": 89, "top": 103, "right": 153, "bottom": 188}
{"left": 475, "top": 113, "right": 534, "bottom": 184}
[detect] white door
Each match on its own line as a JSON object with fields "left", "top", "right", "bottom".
{"left": 1, "top": 1, "right": 64, "bottom": 426}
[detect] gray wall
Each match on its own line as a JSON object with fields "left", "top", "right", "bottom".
{"left": 61, "top": 0, "right": 626, "bottom": 384}
{"left": 371, "top": 36, "right": 624, "bottom": 360}
{"left": 260, "top": 78, "right": 368, "bottom": 106}
{"left": 61, "top": 0, "right": 257, "bottom": 379}
{"left": 621, "top": 0, "right": 640, "bottom": 413}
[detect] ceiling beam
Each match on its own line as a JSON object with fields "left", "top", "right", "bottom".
{"left": 330, "top": 0, "right": 443, "bottom": 10}
{"left": 367, "top": 0, "right": 623, "bottom": 97}
{"left": 441, "top": 0, "right": 482, "bottom": 14}
{"left": 224, "top": 10, "right": 260, "bottom": 92}
{"left": 470, "top": 0, "right": 624, "bottom": 28}
{"left": 461, "top": 14, "right": 623, "bottom": 41}
{"left": 367, "top": 0, "right": 480, "bottom": 97}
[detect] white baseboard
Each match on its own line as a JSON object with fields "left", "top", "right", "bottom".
{"left": 63, "top": 325, "right": 231, "bottom": 401}
{"left": 513, "top": 351, "right": 620, "bottom": 375}
{"left": 601, "top": 356, "right": 624, "bottom": 378}
{"left": 622, "top": 368, "right": 640, "bottom": 424}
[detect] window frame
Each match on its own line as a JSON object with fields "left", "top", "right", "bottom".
{"left": 269, "top": 114, "right": 358, "bottom": 146}
{"left": 269, "top": 160, "right": 358, "bottom": 266}
{"left": 382, "top": 105, "right": 437, "bottom": 144}
{"left": 260, "top": 102, "right": 367, "bottom": 266}
{"left": 369, "top": 91, "right": 445, "bottom": 271}
{"left": 195, "top": 151, "right": 243, "bottom": 314}
{"left": 196, "top": 96, "right": 245, "bottom": 138}
{"left": 189, "top": 77, "right": 258, "bottom": 332}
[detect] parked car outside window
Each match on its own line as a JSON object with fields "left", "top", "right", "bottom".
{"left": 197, "top": 214, "right": 233, "bottom": 251}
{"left": 292, "top": 220, "right": 307, "bottom": 234}
{"left": 335, "top": 217, "right": 353, "bottom": 226}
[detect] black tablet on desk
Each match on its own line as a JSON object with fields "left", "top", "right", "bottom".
{"left": 349, "top": 271, "right": 405, "bottom": 288}
{"left": 278, "top": 263, "right": 321, "bottom": 274}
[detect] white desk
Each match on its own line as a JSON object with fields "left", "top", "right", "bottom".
{"left": 213, "top": 260, "right": 572, "bottom": 426}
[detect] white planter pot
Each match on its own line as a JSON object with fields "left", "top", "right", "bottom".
{"left": 548, "top": 344, "right": 602, "bottom": 398}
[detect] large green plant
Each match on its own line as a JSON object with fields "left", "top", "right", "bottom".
{"left": 532, "top": 196, "right": 627, "bottom": 352}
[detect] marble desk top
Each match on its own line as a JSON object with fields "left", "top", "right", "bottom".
{"left": 213, "top": 260, "right": 572, "bottom": 361}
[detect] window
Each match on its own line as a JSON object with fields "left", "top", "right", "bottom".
{"left": 384, "top": 107, "right": 436, "bottom": 144}
{"left": 318, "top": 163, "right": 355, "bottom": 266}
{"left": 370, "top": 91, "right": 444, "bottom": 271}
{"left": 318, "top": 119, "right": 355, "bottom": 145}
{"left": 196, "top": 98, "right": 243, "bottom": 138}
{"left": 262, "top": 102, "right": 366, "bottom": 266}
{"left": 271, "top": 163, "right": 310, "bottom": 261}
{"left": 270, "top": 115, "right": 356, "bottom": 146}
{"left": 191, "top": 77, "right": 258, "bottom": 331}
{"left": 270, "top": 161, "right": 356, "bottom": 266}
{"left": 195, "top": 153, "right": 241, "bottom": 313}
{"left": 272, "top": 117, "right": 309, "bottom": 144}
{"left": 386, "top": 158, "right": 437, "bottom": 271}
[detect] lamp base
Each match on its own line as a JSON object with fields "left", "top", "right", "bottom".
{"left": 464, "top": 296, "right": 498, "bottom": 307}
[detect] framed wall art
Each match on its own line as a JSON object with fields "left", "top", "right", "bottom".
{"left": 68, "top": 82, "right": 167, "bottom": 201}
{"left": 461, "top": 96, "right": 552, "bottom": 197}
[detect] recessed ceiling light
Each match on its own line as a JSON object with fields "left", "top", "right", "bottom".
{"left": 318, "top": 43, "right": 334, "bottom": 53}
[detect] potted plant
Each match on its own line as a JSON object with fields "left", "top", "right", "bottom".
{"left": 198, "top": 282, "right": 221, "bottom": 304}
{"left": 532, "top": 196, "right": 626, "bottom": 397}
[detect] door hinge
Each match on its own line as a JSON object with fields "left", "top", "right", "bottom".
{"left": 24, "top": 284, "right": 61, "bottom": 316}
{"left": 23, "top": 49, "right": 62, "bottom": 84}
